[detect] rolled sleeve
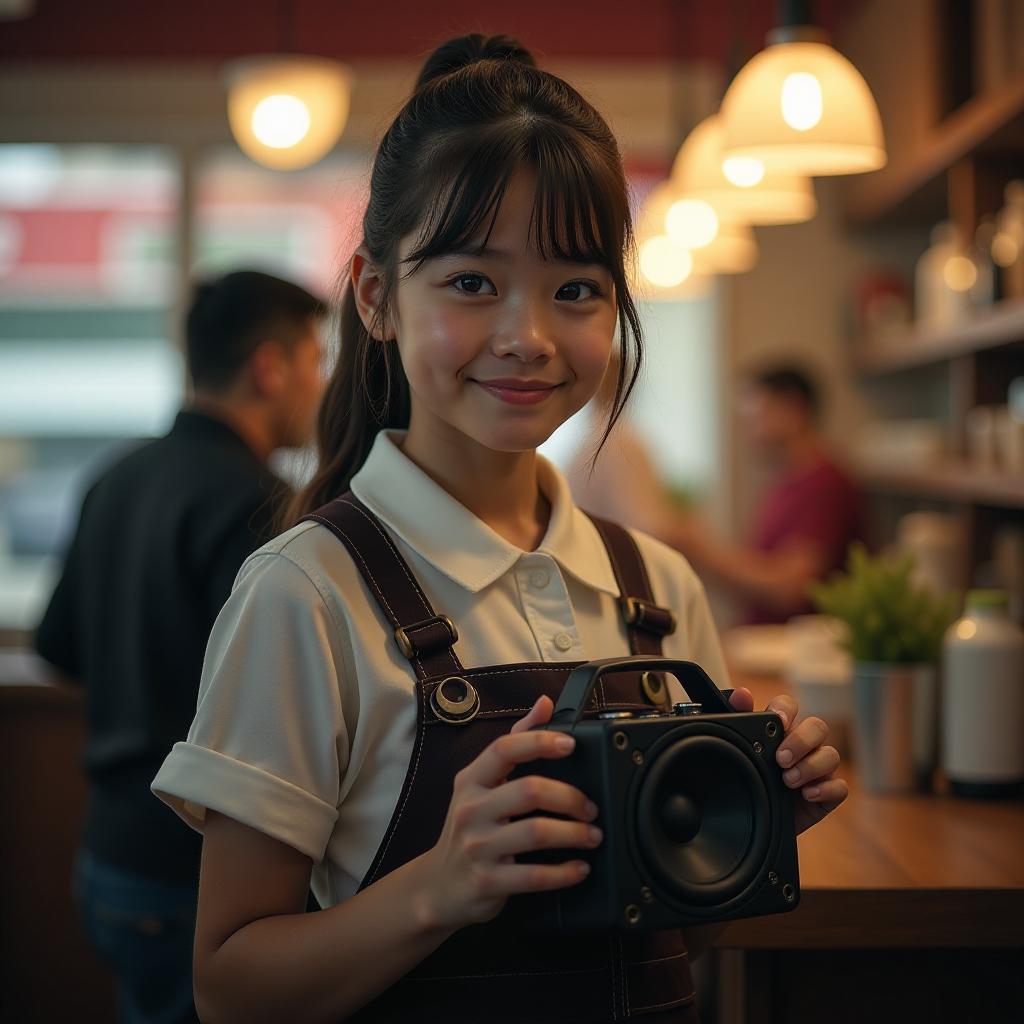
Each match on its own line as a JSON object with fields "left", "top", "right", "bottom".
{"left": 152, "top": 549, "right": 349, "bottom": 863}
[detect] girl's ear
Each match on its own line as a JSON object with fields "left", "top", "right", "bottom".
{"left": 351, "top": 246, "right": 395, "bottom": 342}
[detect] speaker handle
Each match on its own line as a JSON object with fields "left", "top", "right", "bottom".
{"left": 550, "top": 657, "right": 735, "bottom": 727}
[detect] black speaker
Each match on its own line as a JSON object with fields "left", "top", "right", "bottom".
{"left": 511, "top": 657, "right": 800, "bottom": 932}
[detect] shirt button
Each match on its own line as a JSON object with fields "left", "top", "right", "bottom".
{"left": 529, "top": 569, "right": 551, "bottom": 589}
{"left": 553, "top": 632, "right": 574, "bottom": 652}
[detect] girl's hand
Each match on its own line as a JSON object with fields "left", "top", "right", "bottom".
{"left": 419, "top": 695, "right": 600, "bottom": 930}
{"left": 728, "top": 687, "right": 848, "bottom": 836}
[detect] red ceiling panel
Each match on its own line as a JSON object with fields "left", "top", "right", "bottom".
{"left": 0, "top": 0, "right": 856, "bottom": 64}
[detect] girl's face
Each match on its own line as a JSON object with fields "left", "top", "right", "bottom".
{"left": 389, "top": 169, "right": 618, "bottom": 457}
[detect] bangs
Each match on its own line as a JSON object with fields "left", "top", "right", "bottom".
{"left": 401, "top": 119, "right": 627, "bottom": 274}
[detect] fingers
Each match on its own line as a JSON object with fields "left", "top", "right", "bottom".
{"left": 801, "top": 770, "right": 849, "bottom": 808}
{"left": 776, "top": 714, "right": 827, "bottom": 770}
{"left": 766, "top": 694, "right": 797, "bottom": 732}
{"left": 489, "top": 859, "right": 592, "bottom": 895}
{"left": 483, "top": 816, "right": 602, "bottom": 860}
{"left": 487, "top": 774, "right": 598, "bottom": 824}
{"left": 728, "top": 687, "right": 753, "bottom": 712}
{"left": 780, "top": 745, "right": 841, "bottom": 792}
{"left": 460, "top": 730, "right": 576, "bottom": 790}
{"left": 510, "top": 695, "right": 554, "bottom": 735}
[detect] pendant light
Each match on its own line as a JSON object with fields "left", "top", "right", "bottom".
{"left": 634, "top": 183, "right": 696, "bottom": 289}
{"left": 720, "top": 0, "right": 886, "bottom": 176}
{"left": 670, "top": 114, "right": 816, "bottom": 225}
{"left": 691, "top": 220, "right": 759, "bottom": 275}
{"left": 223, "top": 4, "right": 352, "bottom": 171}
{"left": 634, "top": 182, "right": 757, "bottom": 287}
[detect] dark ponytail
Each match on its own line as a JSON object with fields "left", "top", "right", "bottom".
{"left": 414, "top": 33, "right": 536, "bottom": 89}
{"left": 284, "top": 32, "right": 644, "bottom": 527}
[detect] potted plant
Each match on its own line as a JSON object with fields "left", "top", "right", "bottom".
{"left": 811, "top": 544, "right": 958, "bottom": 793}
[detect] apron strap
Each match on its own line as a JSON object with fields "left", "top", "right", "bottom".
{"left": 302, "top": 495, "right": 674, "bottom": 673}
{"left": 583, "top": 513, "right": 676, "bottom": 656}
{"left": 300, "top": 494, "right": 464, "bottom": 680}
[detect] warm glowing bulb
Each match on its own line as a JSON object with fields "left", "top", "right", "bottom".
{"left": 722, "top": 156, "right": 765, "bottom": 188}
{"left": 665, "top": 199, "right": 719, "bottom": 249}
{"left": 955, "top": 620, "right": 977, "bottom": 641}
{"left": 943, "top": 255, "right": 977, "bottom": 292}
{"left": 251, "top": 94, "right": 311, "bottom": 148}
{"left": 639, "top": 236, "right": 693, "bottom": 288}
{"left": 781, "top": 72, "right": 823, "bottom": 131}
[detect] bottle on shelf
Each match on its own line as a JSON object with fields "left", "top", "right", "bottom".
{"left": 971, "top": 217, "right": 997, "bottom": 307}
{"left": 915, "top": 222, "right": 975, "bottom": 330}
{"left": 941, "top": 589, "right": 1024, "bottom": 798}
{"left": 992, "top": 180, "right": 1024, "bottom": 300}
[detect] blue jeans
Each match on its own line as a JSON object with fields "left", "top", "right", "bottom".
{"left": 73, "top": 851, "right": 199, "bottom": 1024}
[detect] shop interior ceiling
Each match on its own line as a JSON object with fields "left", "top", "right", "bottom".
{"left": 0, "top": 0, "right": 857, "bottom": 63}
{"left": 0, "top": 1, "right": 861, "bottom": 167}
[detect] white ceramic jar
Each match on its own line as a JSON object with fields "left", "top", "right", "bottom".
{"left": 941, "top": 590, "right": 1024, "bottom": 797}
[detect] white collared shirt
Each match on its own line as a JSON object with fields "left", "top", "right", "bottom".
{"left": 152, "top": 430, "right": 729, "bottom": 907}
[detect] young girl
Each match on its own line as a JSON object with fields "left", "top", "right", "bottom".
{"left": 152, "top": 34, "right": 846, "bottom": 1023}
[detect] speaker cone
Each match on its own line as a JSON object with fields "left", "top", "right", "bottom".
{"left": 633, "top": 729, "right": 771, "bottom": 906}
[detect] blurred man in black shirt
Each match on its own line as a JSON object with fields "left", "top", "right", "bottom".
{"left": 35, "top": 269, "right": 326, "bottom": 1024}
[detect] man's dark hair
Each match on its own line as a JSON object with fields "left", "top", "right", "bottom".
{"left": 186, "top": 270, "right": 326, "bottom": 392}
{"left": 751, "top": 365, "right": 820, "bottom": 420}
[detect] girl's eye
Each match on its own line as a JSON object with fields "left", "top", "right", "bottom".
{"left": 450, "top": 273, "right": 496, "bottom": 296}
{"left": 556, "top": 280, "right": 602, "bottom": 302}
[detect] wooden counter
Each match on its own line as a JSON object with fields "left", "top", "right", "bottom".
{"left": 711, "top": 671, "right": 1024, "bottom": 1024}
{"left": 1, "top": 660, "right": 117, "bottom": 1022}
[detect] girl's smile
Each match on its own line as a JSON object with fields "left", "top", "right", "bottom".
{"left": 471, "top": 377, "right": 566, "bottom": 405}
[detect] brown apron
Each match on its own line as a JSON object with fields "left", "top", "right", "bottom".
{"left": 302, "top": 494, "right": 699, "bottom": 1023}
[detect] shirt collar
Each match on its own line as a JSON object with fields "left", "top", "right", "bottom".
{"left": 350, "top": 430, "right": 620, "bottom": 598}
{"left": 171, "top": 408, "right": 263, "bottom": 463}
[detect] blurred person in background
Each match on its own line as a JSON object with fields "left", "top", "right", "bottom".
{"left": 34, "top": 269, "right": 327, "bottom": 1024}
{"left": 568, "top": 362, "right": 863, "bottom": 625}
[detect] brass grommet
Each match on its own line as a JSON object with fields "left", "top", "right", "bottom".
{"left": 641, "top": 670, "right": 667, "bottom": 707}
{"left": 430, "top": 676, "right": 480, "bottom": 725}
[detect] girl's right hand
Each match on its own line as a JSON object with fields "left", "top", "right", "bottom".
{"left": 418, "top": 695, "right": 601, "bottom": 930}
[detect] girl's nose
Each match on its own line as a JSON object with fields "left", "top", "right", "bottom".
{"left": 490, "top": 301, "right": 556, "bottom": 362}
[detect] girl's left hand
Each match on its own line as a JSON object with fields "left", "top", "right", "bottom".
{"left": 728, "top": 687, "right": 848, "bottom": 836}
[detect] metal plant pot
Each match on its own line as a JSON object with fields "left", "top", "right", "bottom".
{"left": 851, "top": 662, "right": 937, "bottom": 793}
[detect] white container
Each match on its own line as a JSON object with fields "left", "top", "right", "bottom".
{"left": 941, "top": 590, "right": 1024, "bottom": 797}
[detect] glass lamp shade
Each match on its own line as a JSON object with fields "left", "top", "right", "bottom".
{"left": 633, "top": 181, "right": 757, "bottom": 283}
{"left": 225, "top": 56, "right": 353, "bottom": 170}
{"left": 633, "top": 185, "right": 693, "bottom": 290}
{"left": 670, "top": 114, "right": 816, "bottom": 225}
{"left": 638, "top": 181, "right": 722, "bottom": 251}
{"left": 690, "top": 220, "right": 758, "bottom": 274}
{"left": 720, "top": 38, "right": 886, "bottom": 176}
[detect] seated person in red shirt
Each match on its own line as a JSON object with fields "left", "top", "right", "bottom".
{"left": 673, "top": 365, "right": 864, "bottom": 624}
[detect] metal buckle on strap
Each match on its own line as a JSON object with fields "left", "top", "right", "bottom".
{"left": 394, "top": 614, "right": 459, "bottom": 659}
{"left": 621, "top": 597, "right": 677, "bottom": 636}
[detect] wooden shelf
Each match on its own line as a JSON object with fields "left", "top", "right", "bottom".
{"left": 855, "top": 299, "right": 1024, "bottom": 374}
{"left": 845, "top": 76, "right": 1024, "bottom": 227}
{"left": 858, "top": 462, "right": 1024, "bottom": 509}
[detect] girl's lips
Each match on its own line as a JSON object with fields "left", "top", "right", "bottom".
{"left": 474, "top": 380, "right": 563, "bottom": 406}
